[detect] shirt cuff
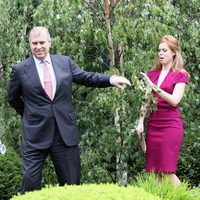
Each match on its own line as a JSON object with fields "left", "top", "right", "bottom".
{"left": 109, "top": 75, "right": 117, "bottom": 85}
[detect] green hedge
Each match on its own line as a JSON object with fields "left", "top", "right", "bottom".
{"left": 11, "top": 184, "right": 161, "bottom": 200}
{"left": 11, "top": 174, "right": 200, "bottom": 200}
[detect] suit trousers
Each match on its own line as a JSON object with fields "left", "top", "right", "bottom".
{"left": 20, "top": 122, "right": 80, "bottom": 194}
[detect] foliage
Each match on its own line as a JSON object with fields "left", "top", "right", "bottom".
{"left": 42, "top": 156, "right": 58, "bottom": 186}
{"left": 0, "top": 146, "right": 22, "bottom": 200}
{"left": 0, "top": 70, "right": 22, "bottom": 152}
{"left": 76, "top": 0, "right": 200, "bottom": 186}
{"left": 11, "top": 184, "right": 161, "bottom": 200}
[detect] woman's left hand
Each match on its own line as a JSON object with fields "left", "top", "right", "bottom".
{"left": 140, "top": 72, "right": 158, "bottom": 91}
{"left": 140, "top": 72, "right": 153, "bottom": 86}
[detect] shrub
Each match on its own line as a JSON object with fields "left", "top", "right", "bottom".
{"left": 11, "top": 184, "right": 161, "bottom": 200}
{"left": 177, "top": 128, "right": 200, "bottom": 186}
{"left": 0, "top": 146, "right": 22, "bottom": 200}
{"left": 42, "top": 156, "right": 58, "bottom": 186}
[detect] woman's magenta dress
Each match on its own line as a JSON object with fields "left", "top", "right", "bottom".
{"left": 146, "top": 68, "right": 188, "bottom": 173}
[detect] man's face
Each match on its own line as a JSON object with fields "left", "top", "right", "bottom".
{"left": 29, "top": 32, "right": 51, "bottom": 60}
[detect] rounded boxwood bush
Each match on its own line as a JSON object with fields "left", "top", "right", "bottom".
{"left": 11, "top": 184, "right": 161, "bottom": 200}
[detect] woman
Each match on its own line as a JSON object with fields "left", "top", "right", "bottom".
{"left": 136, "top": 35, "right": 189, "bottom": 186}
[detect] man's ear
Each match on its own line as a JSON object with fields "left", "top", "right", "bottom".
{"left": 48, "top": 39, "right": 52, "bottom": 46}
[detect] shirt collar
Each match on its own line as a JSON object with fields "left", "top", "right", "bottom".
{"left": 33, "top": 54, "right": 51, "bottom": 65}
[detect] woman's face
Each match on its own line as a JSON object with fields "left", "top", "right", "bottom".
{"left": 158, "top": 42, "right": 175, "bottom": 66}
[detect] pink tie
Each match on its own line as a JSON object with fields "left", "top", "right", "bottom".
{"left": 42, "top": 61, "right": 53, "bottom": 100}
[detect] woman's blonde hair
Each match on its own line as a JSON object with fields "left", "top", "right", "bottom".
{"left": 153, "top": 35, "right": 185, "bottom": 72}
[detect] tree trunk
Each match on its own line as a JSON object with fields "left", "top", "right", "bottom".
{"left": 105, "top": 0, "right": 115, "bottom": 66}
{"left": 117, "top": 44, "right": 128, "bottom": 186}
{"left": 104, "top": 0, "right": 127, "bottom": 185}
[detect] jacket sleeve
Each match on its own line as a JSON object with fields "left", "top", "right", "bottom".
{"left": 67, "top": 57, "right": 112, "bottom": 88}
{"left": 8, "top": 65, "right": 24, "bottom": 117}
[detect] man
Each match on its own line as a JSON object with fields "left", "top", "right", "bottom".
{"left": 8, "top": 26, "right": 131, "bottom": 194}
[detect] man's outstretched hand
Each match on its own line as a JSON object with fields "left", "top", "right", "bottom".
{"left": 110, "top": 75, "right": 131, "bottom": 89}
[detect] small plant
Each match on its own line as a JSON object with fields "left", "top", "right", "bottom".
{"left": 134, "top": 173, "right": 200, "bottom": 200}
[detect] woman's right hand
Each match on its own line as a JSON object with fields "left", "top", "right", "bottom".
{"left": 135, "top": 120, "right": 144, "bottom": 139}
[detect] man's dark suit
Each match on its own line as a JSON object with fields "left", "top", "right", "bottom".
{"left": 8, "top": 54, "right": 112, "bottom": 193}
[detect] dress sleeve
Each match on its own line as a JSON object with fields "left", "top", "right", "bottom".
{"left": 174, "top": 72, "right": 189, "bottom": 84}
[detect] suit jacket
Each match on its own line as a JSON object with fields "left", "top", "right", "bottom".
{"left": 8, "top": 54, "right": 112, "bottom": 149}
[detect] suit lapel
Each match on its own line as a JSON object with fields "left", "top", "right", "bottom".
{"left": 24, "top": 57, "right": 46, "bottom": 96}
{"left": 50, "top": 55, "right": 62, "bottom": 97}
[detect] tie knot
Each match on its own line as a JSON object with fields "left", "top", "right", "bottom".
{"left": 41, "top": 60, "right": 48, "bottom": 65}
